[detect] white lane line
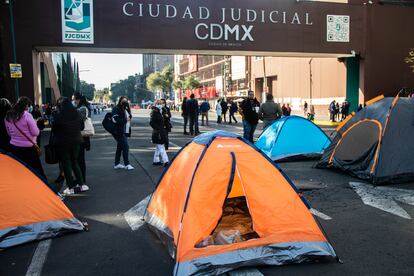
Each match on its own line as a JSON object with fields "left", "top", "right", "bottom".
{"left": 25, "top": 239, "right": 52, "bottom": 276}
{"left": 124, "top": 194, "right": 152, "bottom": 231}
{"left": 350, "top": 181, "right": 414, "bottom": 220}
{"left": 310, "top": 208, "right": 332, "bottom": 220}
{"left": 169, "top": 141, "right": 181, "bottom": 148}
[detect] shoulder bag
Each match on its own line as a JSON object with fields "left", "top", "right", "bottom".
{"left": 13, "top": 122, "right": 42, "bottom": 156}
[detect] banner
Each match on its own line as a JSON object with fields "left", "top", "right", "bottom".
{"left": 62, "top": 0, "right": 94, "bottom": 44}
{"left": 10, "top": 64, "right": 22, "bottom": 78}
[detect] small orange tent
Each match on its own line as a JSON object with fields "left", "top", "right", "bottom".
{"left": 145, "top": 131, "right": 337, "bottom": 275}
{"left": 0, "top": 151, "right": 85, "bottom": 249}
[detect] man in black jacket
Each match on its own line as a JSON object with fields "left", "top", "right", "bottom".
{"left": 186, "top": 94, "right": 200, "bottom": 136}
{"left": 239, "top": 91, "right": 260, "bottom": 143}
{"left": 181, "top": 97, "right": 189, "bottom": 135}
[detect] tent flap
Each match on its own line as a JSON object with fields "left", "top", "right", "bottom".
{"left": 175, "top": 241, "right": 336, "bottom": 276}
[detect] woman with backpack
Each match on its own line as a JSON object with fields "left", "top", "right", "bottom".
{"left": 112, "top": 96, "right": 134, "bottom": 170}
{"left": 150, "top": 100, "right": 169, "bottom": 167}
{"left": 52, "top": 97, "right": 88, "bottom": 195}
{"left": 74, "top": 94, "right": 92, "bottom": 183}
{"left": 5, "top": 97, "right": 46, "bottom": 179}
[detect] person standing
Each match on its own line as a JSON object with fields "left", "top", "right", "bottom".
{"left": 112, "top": 96, "right": 134, "bottom": 170}
{"left": 308, "top": 104, "right": 316, "bottom": 121}
{"left": 5, "top": 97, "right": 46, "bottom": 179}
{"left": 181, "top": 97, "right": 189, "bottom": 135}
{"left": 0, "top": 98, "right": 12, "bottom": 151}
{"left": 335, "top": 102, "right": 340, "bottom": 122}
{"left": 52, "top": 97, "right": 88, "bottom": 195}
{"left": 161, "top": 98, "right": 172, "bottom": 150}
{"left": 303, "top": 101, "right": 308, "bottom": 116}
{"left": 186, "top": 94, "right": 199, "bottom": 136}
{"left": 150, "top": 101, "right": 169, "bottom": 167}
{"left": 216, "top": 99, "right": 222, "bottom": 123}
{"left": 221, "top": 98, "right": 228, "bottom": 123}
{"left": 258, "top": 93, "right": 282, "bottom": 129}
{"left": 200, "top": 99, "right": 210, "bottom": 126}
{"left": 329, "top": 100, "right": 336, "bottom": 122}
{"left": 74, "top": 95, "right": 92, "bottom": 183}
{"left": 229, "top": 99, "right": 238, "bottom": 124}
{"left": 239, "top": 91, "right": 260, "bottom": 143}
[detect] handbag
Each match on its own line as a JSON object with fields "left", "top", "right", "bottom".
{"left": 13, "top": 122, "right": 42, "bottom": 156}
{"left": 81, "top": 117, "right": 95, "bottom": 137}
{"left": 44, "top": 131, "right": 58, "bottom": 164}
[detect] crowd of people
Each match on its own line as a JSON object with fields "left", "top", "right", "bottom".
{"left": 0, "top": 93, "right": 136, "bottom": 197}
{"left": 329, "top": 100, "right": 351, "bottom": 122}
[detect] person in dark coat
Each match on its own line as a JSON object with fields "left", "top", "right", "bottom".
{"left": 52, "top": 97, "right": 87, "bottom": 195}
{"left": 112, "top": 96, "right": 134, "bottom": 170}
{"left": 181, "top": 97, "right": 189, "bottom": 135}
{"left": 160, "top": 98, "right": 171, "bottom": 150}
{"left": 150, "top": 100, "right": 169, "bottom": 167}
{"left": 0, "top": 98, "right": 12, "bottom": 151}
{"left": 186, "top": 94, "right": 199, "bottom": 136}
{"left": 239, "top": 91, "right": 260, "bottom": 143}
{"left": 221, "top": 98, "right": 229, "bottom": 123}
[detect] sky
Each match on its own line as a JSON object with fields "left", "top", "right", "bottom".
{"left": 72, "top": 53, "right": 143, "bottom": 90}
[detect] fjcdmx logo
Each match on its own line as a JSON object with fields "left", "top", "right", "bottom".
{"left": 61, "top": 0, "right": 94, "bottom": 44}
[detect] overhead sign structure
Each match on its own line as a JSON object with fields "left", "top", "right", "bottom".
{"left": 62, "top": 0, "right": 94, "bottom": 44}
{"left": 9, "top": 64, "right": 22, "bottom": 78}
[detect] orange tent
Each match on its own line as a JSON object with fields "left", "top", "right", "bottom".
{"left": 145, "top": 131, "right": 337, "bottom": 275}
{"left": 0, "top": 151, "right": 85, "bottom": 249}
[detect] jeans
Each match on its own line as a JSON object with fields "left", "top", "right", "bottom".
{"left": 78, "top": 142, "right": 87, "bottom": 182}
{"left": 189, "top": 114, "right": 199, "bottom": 135}
{"left": 201, "top": 112, "right": 209, "bottom": 126}
{"left": 229, "top": 112, "right": 238, "bottom": 123}
{"left": 114, "top": 134, "right": 130, "bottom": 165}
{"left": 243, "top": 120, "right": 257, "bottom": 143}
{"left": 154, "top": 144, "right": 169, "bottom": 163}
{"left": 57, "top": 144, "right": 83, "bottom": 188}
{"left": 183, "top": 114, "right": 188, "bottom": 133}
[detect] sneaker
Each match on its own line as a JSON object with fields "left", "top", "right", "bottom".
{"left": 114, "top": 164, "right": 125, "bottom": 170}
{"left": 80, "top": 184, "right": 89, "bottom": 192}
{"left": 62, "top": 187, "right": 75, "bottom": 195}
{"left": 163, "top": 162, "right": 169, "bottom": 167}
{"left": 125, "top": 164, "right": 135, "bottom": 170}
{"left": 153, "top": 162, "right": 162, "bottom": 166}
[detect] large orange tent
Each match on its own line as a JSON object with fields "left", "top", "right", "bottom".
{"left": 145, "top": 131, "right": 337, "bottom": 275}
{"left": 0, "top": 151, "right": 85, "bottom": 249}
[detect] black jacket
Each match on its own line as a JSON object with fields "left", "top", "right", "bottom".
{"left": 221, "top": 101, "right": 228, "bottom": 113}
{"left": 186, "top": 99, "right": 199, "bottom": 116}
{"left": 150, "top": 107, "right": 168, "bottom": 144}
{"left": 240, "top": 98, "right": 260, "bottom": 125}
{"left": 111, "top": 106, "right": 127, "bottom": 136}
{"left": 52, "top": 110, "right": 84, "bottom": 146}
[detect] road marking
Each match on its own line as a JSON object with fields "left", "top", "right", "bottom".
{"left": 310, "top": 208, "right": 332, "bottom": 220}
{"left": 25, "top": 239, "right": 52, "bottom": 276}
{"left": 124, "top": 194, "right": 152, "bottom": 231}
{"left": 350, "top": 181, "right": 414, "bottom": 219}
{"left": 169, "top": 141, "right": 181, "bottom": 148}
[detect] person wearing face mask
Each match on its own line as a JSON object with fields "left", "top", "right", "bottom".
{"left": 4, "top": 97, "right": 46, "bottom": 179}
{"left": 239, "top": 91, "right": 260, "bottom": 143}
{"left": 111, "top": 96, "right": 134, "bottom": 170}
{"left": 150, "top": 100, "right": 169, "bottom": 167}
{"left": 160, "top": 98, "right": 172, "bottom": 150}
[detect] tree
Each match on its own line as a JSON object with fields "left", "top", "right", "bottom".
{"left": 184, "top": 75, "right": 201, "bottom": 92}
{"left": 111, "top": 74, "right": 153, "bottom": 103}
{"left": 146, "top": 65, "right": 174, "bottom": 99}
{"left": 80, "top": 80, "right": 95, "bottom": 100}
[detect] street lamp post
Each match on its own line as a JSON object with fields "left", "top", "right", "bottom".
{"left": 7, "top": 0, "right": 19, "bottom": 100}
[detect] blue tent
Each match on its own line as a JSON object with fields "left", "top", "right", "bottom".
{"left": 256, "top": 116, "right": 331, "bottom": 161}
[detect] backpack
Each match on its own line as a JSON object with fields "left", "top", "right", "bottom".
{"left": 102, "top": 112, "right": 116, "bottom": 135}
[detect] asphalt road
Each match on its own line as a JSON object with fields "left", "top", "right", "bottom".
{"left": 1, "top": 110, "right": 414, "bottom": 276}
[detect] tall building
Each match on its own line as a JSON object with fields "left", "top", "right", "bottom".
{"left": 142, "top": 54, "right": 174, "bottom": 76}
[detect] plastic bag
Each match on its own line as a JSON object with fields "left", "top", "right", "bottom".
{"left": 214, "top": 230, "right": 243, "bottom": 245}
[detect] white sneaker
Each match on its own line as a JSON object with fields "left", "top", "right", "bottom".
{"left": 63, "top": 187, "right": 75, "bottom": 195}
{"left": 125, "top": 164, "right": 135, "bottom": 170}
{"left": 114, "top": 164, "right": 125, "bottom": 170}
{"left": 80, "top": 184, "right": 89, "bottom": 192}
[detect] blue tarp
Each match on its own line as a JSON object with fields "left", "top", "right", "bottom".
{"left": 256, "top": 116, "right": 331, "bottom": 161}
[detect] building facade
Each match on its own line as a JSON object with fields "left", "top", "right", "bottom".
{"left": 143, "top": 54, "right": 174, "bottom": 76}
